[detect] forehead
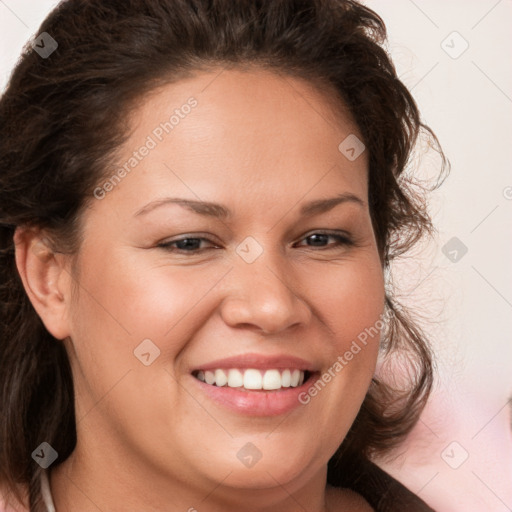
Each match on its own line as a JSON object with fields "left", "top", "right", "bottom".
{"left": 99, "top": 67, "right": 368, "bottom": 216}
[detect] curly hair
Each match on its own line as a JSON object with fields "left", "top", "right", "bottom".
{"left": 0, "top": 1, "right": 447, "bottom": 510}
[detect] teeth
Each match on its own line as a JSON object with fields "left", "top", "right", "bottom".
{"left": 227, "top": 369, "right": 244, "bottom": 387}
{"left": 281, "top": 369, "right": 291, "bottom": 387}
{"left": 262, "top": 369, "right": 281, "bottom": 390}
{"left": 290, "top": 369, "right": 300, "bottom": 387}
{"left": 195, "top": 368, "right": 307, "bottom": 390}
{"left": 243, "top": 369, "right": 262, "bottom": 390}
{"left": 215, "top": 369, "right": 228, "bottom": 387}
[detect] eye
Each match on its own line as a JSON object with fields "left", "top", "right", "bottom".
{"left": 295, "top": 231, "right": 354, "bottom": 249}
{"left": 157, "top": 231, "right": 354, "bottom": 254}
{"left": 157, "top": 236, "right": 218, "bottom": 253}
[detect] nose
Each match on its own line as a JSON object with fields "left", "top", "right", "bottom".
{"left": 219, "top": 251, "right": 312, "bottom": 335}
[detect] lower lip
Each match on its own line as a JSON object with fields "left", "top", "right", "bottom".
{"left": 191, "top": 373, "right": 318, "bottom": 416}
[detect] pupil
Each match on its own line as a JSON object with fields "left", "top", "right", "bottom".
{"left": 308, "top": 234, "right": 328, "bottom": 246}
{"left": 178, "top": 238, "right": 200, "bottom": 250}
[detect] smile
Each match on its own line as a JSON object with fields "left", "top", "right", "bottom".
{"left": 193, "top": 368, "right": 309, "bottom": 391}
{"left": 190, "top": 368, "right": 319, "bottom": 416}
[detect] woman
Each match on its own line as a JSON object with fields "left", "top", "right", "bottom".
{"left": 0, "top": 1, "right": 447, "bottom": 510}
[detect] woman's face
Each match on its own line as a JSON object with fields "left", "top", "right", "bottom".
{"left": 58, "top": 68, "right": 384, "bottom": 495}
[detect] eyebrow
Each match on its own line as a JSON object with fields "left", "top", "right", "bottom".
{"left": 299, "top": 193, "right": 365, "bottom": 216}
{"left": 134, "top": 192, "right": 365, "bottom": 219}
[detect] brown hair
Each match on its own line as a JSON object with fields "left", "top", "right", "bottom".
{"left": 0, "top": 1, "right": 447, "bottom": 510}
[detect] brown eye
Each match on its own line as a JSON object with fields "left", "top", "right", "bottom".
{"left": 297, "top": 232, "right": 354, "bottom": 249}
{"left": 158, "top": 237, "right": 218, "bottom": 253}
{"left": 305, "top": 234, "right": 330, "bottom": 246}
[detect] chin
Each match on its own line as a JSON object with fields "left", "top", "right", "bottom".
{"left": 200, "top": 440, "right": 320, "bottom": 490}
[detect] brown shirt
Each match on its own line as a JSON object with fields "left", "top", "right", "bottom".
{"left": 328, "top": 456, "right": 436, "bottom": 511}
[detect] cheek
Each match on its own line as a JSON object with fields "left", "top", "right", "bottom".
{"left": 296, "top": 257, "right": 384, "bottom": 426}
{"left": 66, "top": 247, "right": 225, "bottom": 452}
{"left": 302, "top": 257, "right": 385, "bottom": 345}
{"left": 68, "top": 246, "right": 234, "bottom": 404}
{"left": 74, "top": 246, "right": 224, "bottom": 338}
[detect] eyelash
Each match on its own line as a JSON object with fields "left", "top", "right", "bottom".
{"left": 157, "top": 231, "right": 354, "bottom": 254}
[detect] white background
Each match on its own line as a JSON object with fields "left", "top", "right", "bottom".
{"left": 362, "top": 2, "right": 512, "bottom": 511}
{"left": 1, "top": 1, "right": 511, "bottom": 510}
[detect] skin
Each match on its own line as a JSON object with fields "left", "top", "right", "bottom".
{"left": 14, "top": 68, "right": 383, "bottom": 511}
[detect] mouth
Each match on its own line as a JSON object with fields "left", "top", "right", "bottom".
{"left": 190, "top": 367, "right": 320, "bottom": 417}
{"left": 188, "top": 352, "right": 320, "bottom": 416}
{"left": 191, "top": 368, "right": 314, "bottom": 392}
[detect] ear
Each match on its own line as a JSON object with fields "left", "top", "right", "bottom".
{"left": 13, "top": 227, "right": 73, "bottom": 340}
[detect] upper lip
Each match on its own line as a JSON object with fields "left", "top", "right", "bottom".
{"left": 191, "top": 353, "right": 318, "bottom": 372}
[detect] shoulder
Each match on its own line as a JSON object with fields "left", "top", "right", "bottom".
{"left": 0, "top": 497, "right": 24, "bottom": 512}
{"left": 326, "top": 485, "right": 375, "bottom": 511}
{"left": 327, "top": 456, "right": 436, "bottom": 511}
{"left": 0, "top": 484, "right": 29, "bottom": 512}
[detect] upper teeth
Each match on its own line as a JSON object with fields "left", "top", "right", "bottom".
{"left": 195, "top": 369, "right": 305, "bottom": 390}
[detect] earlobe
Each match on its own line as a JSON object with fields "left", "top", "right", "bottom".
{"left": 13, "top": 227, "right": 72, "bottom": 340}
